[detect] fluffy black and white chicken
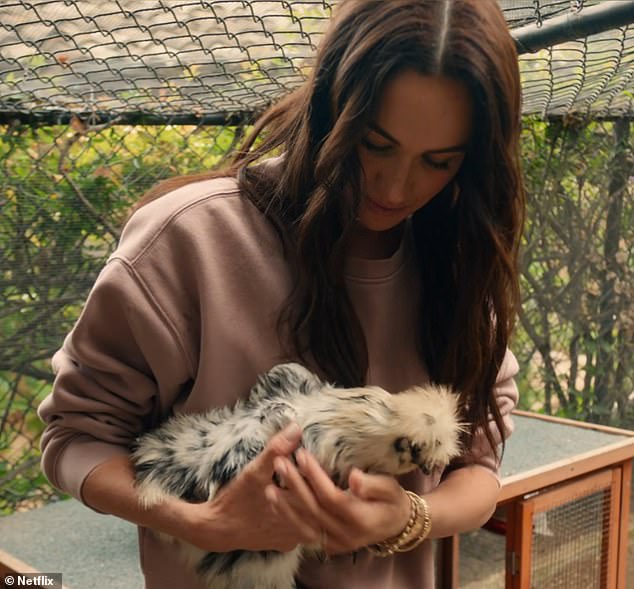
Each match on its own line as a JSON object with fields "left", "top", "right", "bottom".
{"left": 132, "top": 362, "right": 463, "bottom": 589}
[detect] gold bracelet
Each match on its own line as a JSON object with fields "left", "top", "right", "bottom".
{"left": 367, "top": 491, "right": 432, "bottom": 557}
{"left": 395, "top": 494, "right": 432, "bottom": 552}
{"left": 367, "top": 491, "right": 419, "bottom": 556}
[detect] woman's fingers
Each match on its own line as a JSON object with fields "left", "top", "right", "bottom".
{"left": 205, "top": 424, "right": 317, "bottom": 552}
{"left": 286, "top": 449, "right": 375, "bottom": 552}
{"left": 255, "top": 440, "right": 410, "bottom": 555}
{"left": 265, "top": 452, "right": 360, "bottom": 554}
{"left": 265, "top": 482, "right": 321, "bottom": 546}
{"left": 271, "top": 456, "right": 344, "bottom": 541}
{"left": 242, "top": 423, "right": 302, "bottom": 483}
{"left": 273, "top": 456, "right": 319, "bottom": 511}
{"left": 295, "top": 448, "right": 346, "bottom": 509}
{"left": 290, "top": 449, "right": 411, "bottom": 552}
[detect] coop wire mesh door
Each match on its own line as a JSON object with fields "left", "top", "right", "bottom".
{"left": 506, "top": 468, "right": 624, "bottom": 589}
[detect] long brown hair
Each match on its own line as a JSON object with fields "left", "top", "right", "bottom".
{"left": 135, "top": 0, "right": 525, "bottom": 455}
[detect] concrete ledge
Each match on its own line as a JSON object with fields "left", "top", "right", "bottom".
{"left": 0, "top": 500, "right": 143, "bottom": 589}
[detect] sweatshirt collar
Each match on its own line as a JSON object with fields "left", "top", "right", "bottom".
{"left": 345, "top": 219, "right": 411, "bottom": 281}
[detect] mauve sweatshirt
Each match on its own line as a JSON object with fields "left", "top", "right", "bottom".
{"left": 38, "top": 165, "right": 519, "bottom": 589}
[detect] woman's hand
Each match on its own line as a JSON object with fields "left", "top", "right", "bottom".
{"left": 180, "top": 423, "right": 324, "bottom": 553}
{"left": 265, "top": 447, "right": 411, "bottom": 555}
{"left": 178, "top": 424, "right": 411, "bottom": 555}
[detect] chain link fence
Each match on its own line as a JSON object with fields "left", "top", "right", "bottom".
{"left": 1, "top": 0, "right": 633, "bottom": 514}
{"left": 518, "top": 118, "right": 633, "bottom": 422}
{"left": 1, "top": 1, "right": 633, "bottom": 125}
{"left": 1, "top": 121, "right": 245, "bottom": 512}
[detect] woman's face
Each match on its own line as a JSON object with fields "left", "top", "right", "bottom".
{"left": 356, "top": 70, "right": 473, "bottom": 232}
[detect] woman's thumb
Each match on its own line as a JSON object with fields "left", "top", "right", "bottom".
{"left": 348, "top": 468, "right": 371, "bottom": 498}
{"left": 349, "top": 468, "right": 396, "bottom": 501}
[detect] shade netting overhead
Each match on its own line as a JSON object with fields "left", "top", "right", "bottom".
{"left": 0, "top": 0, "right": 633, "bottom": 126}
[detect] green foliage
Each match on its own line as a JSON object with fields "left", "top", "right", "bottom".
{"left": 516, "top": 118, "right": 633, "bottom": 425}
{"left": 0, "top": 122, "right": 242, "bottom": 513}
{"left": 1, "top": 123, "right": 240, "bottom": 380}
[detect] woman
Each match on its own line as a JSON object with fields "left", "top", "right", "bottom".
{"left": 39, "top": 0, "right": 524, "bottom": 587}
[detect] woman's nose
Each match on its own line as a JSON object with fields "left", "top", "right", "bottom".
{"left": 384, "top": 165, "right": 412, "bottom": 207}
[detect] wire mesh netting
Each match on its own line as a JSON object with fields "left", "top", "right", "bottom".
{"left": 457, "top": 485, "right": 615, "bottom": 587}
{"left": 0, "top": 0, "right": 633, "bottom": 124}
{"left": 1, "top": 121, "right": 244, "bottom": 511}
{"left": 531, "top": 489, "right": 611, "bottom": 587}
{"left": 0, "top": 1, "right": 633, "bottom": 519}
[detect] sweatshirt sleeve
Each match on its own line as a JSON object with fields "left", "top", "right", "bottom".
{"left": 446, "top": 348, "right": 520, "bottom": 483}
{"left": 38, "top": 258, "right": 191, "bottom": 505}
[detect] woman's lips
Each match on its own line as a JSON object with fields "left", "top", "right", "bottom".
{"left": 365, "top": 197, "right": 407, "bottom": 215}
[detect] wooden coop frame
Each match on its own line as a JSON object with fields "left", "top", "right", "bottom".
{"left": 438, "top": 412, "right": 634, "bottom": 589}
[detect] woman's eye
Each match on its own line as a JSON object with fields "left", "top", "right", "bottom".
{"left": 423, "top": 156, "right": 451, "bottom": 170}
{"left": 361, "top": 139, "right": 393, "bottom": 153}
